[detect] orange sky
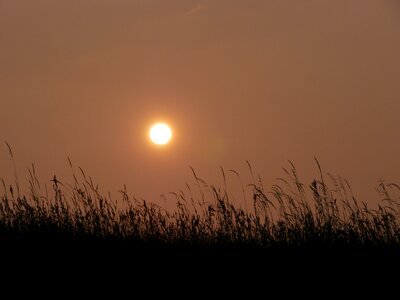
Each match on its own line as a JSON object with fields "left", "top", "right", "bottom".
{"left": 1, "top": 0, "right": 399, "bottom": 207}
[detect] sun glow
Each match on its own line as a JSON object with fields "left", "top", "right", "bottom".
{"left": 149, "top": 123, "right": 172, "bottom": 145}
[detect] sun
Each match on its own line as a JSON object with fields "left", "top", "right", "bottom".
{"left": 149, "top": 123, "right": 172, "bottom": 145}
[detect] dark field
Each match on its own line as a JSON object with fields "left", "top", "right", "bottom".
{"left": 2, "top": 157, "right": 400, "bottom": 275}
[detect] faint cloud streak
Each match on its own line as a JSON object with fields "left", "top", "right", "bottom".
{"left": 185, "top": 4, "right": 205, "bottom": 16}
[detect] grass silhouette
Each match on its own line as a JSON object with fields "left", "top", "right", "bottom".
{"left": 1, "top": 152, "right": 399, "bottom": 251}
{"left": 2, "top": 146, "right": 400, "bottom": 282}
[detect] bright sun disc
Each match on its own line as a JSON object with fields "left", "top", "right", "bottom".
{"left": 149, "top": 123, "right": 172, "bottom": 145}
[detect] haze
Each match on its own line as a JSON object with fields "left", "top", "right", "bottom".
{"left": 1, "top": 0, "right": 399, "bottom": 206}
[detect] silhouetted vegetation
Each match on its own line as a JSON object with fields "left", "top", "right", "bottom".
{"left": 1, "top": 149, "right": 399, "bottom": 252}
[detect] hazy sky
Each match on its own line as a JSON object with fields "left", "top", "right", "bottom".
{"left": 1, "top": 0, "right": 399, "bottom": 206}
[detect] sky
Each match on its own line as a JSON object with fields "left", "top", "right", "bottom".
{"left": 1, "top": 0, "right": 399, "bottom": 208}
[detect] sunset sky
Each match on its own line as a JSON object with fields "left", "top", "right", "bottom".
{"left": 1, "top": 0, "right": 399, "bottom": 207}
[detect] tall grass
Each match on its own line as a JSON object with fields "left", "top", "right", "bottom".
{"left": 1, "top": 155, "right": 399, "bottom": 249}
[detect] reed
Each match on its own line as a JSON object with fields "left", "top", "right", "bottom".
{"left": 1, "top": 155, "right": 399, "bottom": 250}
